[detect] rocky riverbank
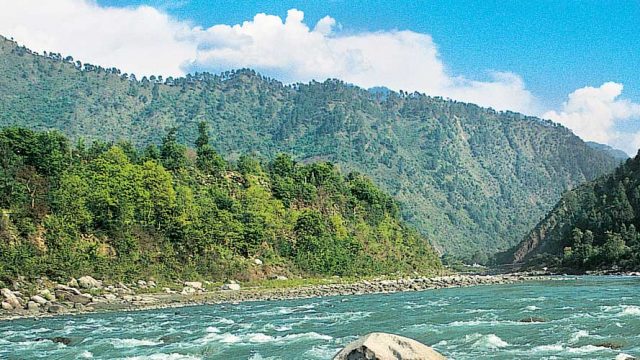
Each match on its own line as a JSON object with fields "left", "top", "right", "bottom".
{"left": 0, "top": 273, "right": 549, "bottom": 321}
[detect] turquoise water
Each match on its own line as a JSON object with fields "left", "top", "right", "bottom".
{"left": 1, "top": 276, "right": 639, "bottom": 359}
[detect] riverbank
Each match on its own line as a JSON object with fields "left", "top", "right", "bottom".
{"left": 0, "top": 273, "right": 550, "bottom": 321}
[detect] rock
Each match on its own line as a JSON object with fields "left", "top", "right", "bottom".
{"left": 333, "top": 332, "right": 446, "bottom": 360}
{"left": 519, "top": 317, "right": 545, "bottom": 323}
{"left": 78, "top": 276, "right": 102, "bottom": 289}
{"left": 36, "top": 336, "right": 72, "bottom": 345}
{"left": 148, "top": 280, "right": 157, "bottom": 288}
{"left": 1, "top": 301, "right": 13, "bottom": 310}
{"left": 181, "top": 287, "right": 196, "bottom": 295}
{"left": 103, "top": 293, "right": 117, "bottom": 301}
{"left": 31, "top": 295, "right": 48, "bottom": 305}
{"left": 163, "top": 287, "right": 175, "bottom": 294}
{"left": 39, "top": 289, "right": 55, "bottom": 301}
{"left": 55, "top": 284, "right": 82, "bottom": 295}
{"left": 67, "top": 293, "right": 92, "bottom": 305}
{"left": 47, "top": 304, "right": 65, "bottom": 313}
{"left": 184, "top": 281, "right": 203, "bottom": 290}
{"left": 275, "top": 275, "right": 288, "bottom": 281}
{"left": 67, "top": 278, "right": 79, "bottom": 288}
{"left": 27, "top": 301, "right": 39, "bottom": 311}
{"left": 253, "top": 258, "right": 263, "bottom": 265}
{"left": 221, "top": 283, "right": 241, "bottom": 291}
{"left": 1, "top": 288, "right": 22, "bottom": 309}
{"left": 137, "top": 280, "right": 147, "bottom": 287}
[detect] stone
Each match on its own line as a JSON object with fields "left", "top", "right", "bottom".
{"left": 137, "top": 280, "right": 147, "bottom": 288}
{"left": 275, "top": 276, "right": 288, "bottom": 281}
{"left": 36, "top": 337, "right": 72, "bottom": 346}
{"left": 78, "top": 276, "right": 102, "bottom": 289}
{"left": 333, "top": 332, "right": 446, "bottom": 360}
{"left": 67, "top": 278, "right": 79, "bottom": 288}
{"left": 184, "top": 281, "right": 203, "bottom": 290}
{"left": 103, "top": 293, "right": 117, "bottom": 301}
{"left": 39, "top": 289, "right": 55, "bottom": 301}
{"left": 163, "top": 287, "right": 174, "bottom": 294}
{"left": 221, "top": 283, "right": 241, "bottom": 291}
{"left": 519, "top": 317, "right": 545, "bottom": 323}
{"left": 1, "top": 301, "right": 13, "bottom": 310}
{"left": 67, "top": 293, "right": 92, "bottom": 305}
{"left": 148, "top": 280, "right": 157, "bottom": 288}
{"left": 1, "top": 288, "right": 21, "bottom": 309}
{"left": 55, "top": 284, "right": 82, "bottom": 295}
{"left": 27, "top": 301, "right": 39, "bottom": 311}
{"left": 31, "top": 295, "right": 48, "bottom": 305}
{"left": 181, "top": 287, "right": 196, "bottom": 295}
{"left": 253, "top": 258, "right": 263, "bottom": 265}
{"left": 47, "top": 304, "right": 65, "bottom": 313}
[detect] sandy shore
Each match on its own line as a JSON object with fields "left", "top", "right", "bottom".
{"left": 0, "top": 273, "right": 550, "bottom": 321}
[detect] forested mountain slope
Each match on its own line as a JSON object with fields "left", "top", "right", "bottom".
{"left": 0, "top": 36, "right": 620, "bottom": 258}
{"left": 509, "top": 152, "right": 640, "bottom": 270}
{"left": 0, "top": 126, "right": 441, "bottom": 280}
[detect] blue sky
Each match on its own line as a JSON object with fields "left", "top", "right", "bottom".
{"left": 1, "top": 0, "right": 639, "bottom": 153}
{"left": 97, "top": 0, "right": 640, "bottom": 110}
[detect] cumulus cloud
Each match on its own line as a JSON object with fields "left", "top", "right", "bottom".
{"left": 543, "top": 82, "right": 640, "bottom": 155}
{"left": 0, "top": 1, "right": 539, "bottom": 113}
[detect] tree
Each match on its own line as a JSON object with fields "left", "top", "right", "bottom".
{"left": 160, "top": 128, "right": 187, "bottom": 171}
{"left": 195, "top": 122, "right": 225, "bottom": 176}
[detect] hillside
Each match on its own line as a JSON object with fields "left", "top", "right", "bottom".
{"left": 509, "top": 152, "right": 640, "bottom": 270}
{"left": 0, "top": 35, "right": 620, "bottom": 258}
{"left": 586, "top": 142, "right": 629, "bottom": 161}
{"left": 0, "top": 126, "right": 441, "bottom": 281}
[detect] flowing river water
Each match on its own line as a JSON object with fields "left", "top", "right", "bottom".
{"left": 1, "top": 276, "right": 639, "bottom": 359}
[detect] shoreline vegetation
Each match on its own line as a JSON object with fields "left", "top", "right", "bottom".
{"left": 0, "top": 273, "right": 550, "bottom": 321}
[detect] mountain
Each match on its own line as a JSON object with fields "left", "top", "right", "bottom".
{"left": 586, "top": 141, "right": 629, "bottom": 161}
{"left": 509, "top": 152, "right": 640, "bottom": 270}
{"left": 0, "top": 35, "right": 621, "bottom": 258}
{"left": 0, "top": 126, "right": 441, "bottom": 280}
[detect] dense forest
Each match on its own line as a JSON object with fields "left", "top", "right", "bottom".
{"left": 0, "top": 35, "right": 621, "bottom": 259}
{"left": 508, "top": 151, "right": 640, "bottom": 271}
{"left": 0, "top": 126, "right": 441, "bottom": 281}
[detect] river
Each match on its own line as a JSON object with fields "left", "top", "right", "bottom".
{"left": 1, "top": 276, "right": 639, "bottom": 359}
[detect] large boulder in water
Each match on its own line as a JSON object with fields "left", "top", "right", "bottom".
{"left": 333, "top": 332, "right": 446, "bottom": 360}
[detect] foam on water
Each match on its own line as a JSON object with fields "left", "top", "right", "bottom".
{"left": 569, "top": 330, "right": 589, "bottom": 344}
{"left": 466, "top": 333, "right": 509, "bottom": 349}
{"left": 111, "top": 339, "right": 163, "bottom": 348}
{"left": 124, "top": 354, "right": 202, "bottom": 360}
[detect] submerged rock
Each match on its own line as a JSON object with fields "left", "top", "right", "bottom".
{"left": 519, "top": 316, "right": 546, "bottom": 323}
{"left": 333, "top": 332, "right": 446, "bottom": 360}
{"left": 36, "top": 336, "right": 72, "bottom": 345}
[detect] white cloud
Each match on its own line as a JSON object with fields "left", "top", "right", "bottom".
{"left": 543, "top": 82, "right": 640, "bottom": 155}
{"left": 0, "top": 1, "right": 538, "bottom": 113}
{"left": 0, "top": 0, "right": 196, "bottom": 76}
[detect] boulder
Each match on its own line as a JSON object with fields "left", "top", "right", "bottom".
{"left": 148, "top": 280, "right": 157, "bottom": 288}
{"left": 333, "top": 332, "right": 446, "bottom": 360}
{"left": 31, "top": 295, "right": 48, "bottom": 305}
{"left": 47, "top": 304, "right": 65, "bottom": 313}
{"left": 184, "top": 281, "right": 203, "bottom": 290}
{"left": 39, "top": 289, "right": 55, "bottom": 301}
{"left": 181, "top": 287, "right": 196, "bottom": 295}
{"left": 221, "top": 283, "right": 241, "bottom": 291}
{"left": 55, "top": 284, "right": 82, "bottom": 295}
{"left": 27, "top": 301, "right": 40, "bottom": 312}
{"left": 67, "top": 293, "right": 92, "bottom": 305}
{"left": 78, "top": 276, "right": 102, "bottom": 289}
{"left": 137, "top": 280, "right": 147, "bottom": 288}
{"left": 1, "top": 288, "right": 22, "bottom": 309}
{"left": 253, "top": 258, "right": 263, "bottom": 265}
{"left": 67, "top": 278, "right": 79, "bottom": 288}
{"left": 1, "top": 301, "right": 13, "bottom": 310}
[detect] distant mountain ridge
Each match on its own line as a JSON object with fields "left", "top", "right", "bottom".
{"left": 586, "top": 141, "right": 629, "bottom": 161}
{"left": 508, "top": 151, "right": 640, "bottom": 271}
{"left": 0, "top": 35, "right": 621, "bottom": 258}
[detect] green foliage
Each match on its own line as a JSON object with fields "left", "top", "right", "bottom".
{"left": 0, "top": 36, "right": 620, "bottom": 256}
{"left": 0, "top": 127, "right": 441, "bottom": 281}
{"left": 511, "top": 153, "right": 640, "bottom": 271}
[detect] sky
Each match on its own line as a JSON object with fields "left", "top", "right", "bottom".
{"left": 0, "top": 0, "right": 639, "bottom": 154}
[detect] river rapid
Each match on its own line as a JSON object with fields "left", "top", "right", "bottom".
{"left": 1, "top": 276, "right": 639, "bottom": 359}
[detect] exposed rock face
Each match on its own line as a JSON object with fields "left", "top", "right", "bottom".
{"left": 333, "top": 333, "right": 446, "bottom": 360}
